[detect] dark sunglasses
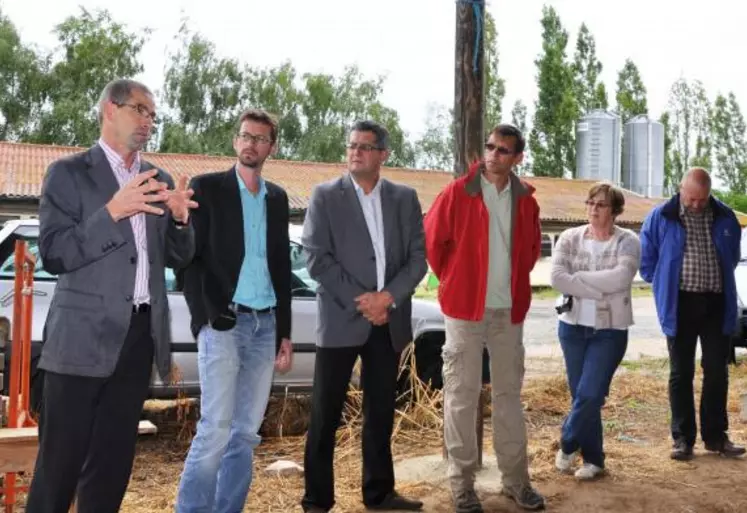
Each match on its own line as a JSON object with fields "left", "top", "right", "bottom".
{"left": 485, "top": 143, "right": 515, "bottom": 155}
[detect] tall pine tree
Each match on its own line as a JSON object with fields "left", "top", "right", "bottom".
{"left": 712, "top": 92, "right": 747, "bottom": 193}
{"left": 529, "top": 6, "right": 578, "bottom": 177}
{"left": 571, "top": 23, "right": 607, "bottom": 114}
{"left": 615, "top": 59, "right": 648, "bottom": 124}
{"left": 483, "top": 11, "right": 505, "bottom": 133}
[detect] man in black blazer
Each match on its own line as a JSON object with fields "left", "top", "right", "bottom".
{"left": 175, "top": 109, "right": 293, "bottom": 512}
{"left": 301, "top": 120, "right": 427, "bottom": 512}
{"left": 26, "top": 78, "right": 196, "bottom": 513}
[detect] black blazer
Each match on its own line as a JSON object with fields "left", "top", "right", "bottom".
{"left": 179, "top": 168, "right": 291, "bottom": 353}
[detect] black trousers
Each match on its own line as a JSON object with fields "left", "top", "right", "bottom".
{"left": 667, "top": 291, "right": 731, "bottom": 447}
{"left": 302, "top": 325, "right": 400, "bottom": 512}
{"left": 25, "top": 310, "right": 154, "bottom": 513}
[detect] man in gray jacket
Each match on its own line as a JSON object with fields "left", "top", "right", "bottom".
{"left": 300, "top": 120, "right": 427, "bottom": 512}
{"left": 25, "top": 78, "right": 196, "bottom": 513}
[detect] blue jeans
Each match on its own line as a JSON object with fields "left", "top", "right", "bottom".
{"left": 557, "top": 321, "right": 628, "bottom": 468}
{"left": 176, "top": 311, "right": 276, "bottom": 513}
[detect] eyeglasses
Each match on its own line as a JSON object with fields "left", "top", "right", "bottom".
{"left": 484, "top": 143, "right": 515, "bottom": 155}
{"left": 236, "top": 132, "right": 272, "bottom": 145}
{"left": 585, "top": 200, "right": 610, "bottom": 209}
{"left": 115, "top": 102, "right": 157, "bottom": 123}
{"left": 347, "top": 142, "right": 382, "bottom": 152}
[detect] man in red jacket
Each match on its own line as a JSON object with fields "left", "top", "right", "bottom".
{"left": 424, "top": 124, "right": 543, "bottom": 513}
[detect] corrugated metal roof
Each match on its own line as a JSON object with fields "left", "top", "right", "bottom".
{"left": 0, "top": 140, "right": 674, "bottom": 225}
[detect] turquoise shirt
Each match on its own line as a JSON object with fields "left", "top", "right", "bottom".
{"left": 232, "top": 171, "right": 276, "bottom": 309}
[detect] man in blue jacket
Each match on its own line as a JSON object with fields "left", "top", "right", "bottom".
{"left": 640, "top": 167, "right": 745, "bottom": 461}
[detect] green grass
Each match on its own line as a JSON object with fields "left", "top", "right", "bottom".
{"left": 619, "top": 357, "right": 670, "bottom": 372}
{"left": 414, "top": 283, "right": 653, "bottom": 301}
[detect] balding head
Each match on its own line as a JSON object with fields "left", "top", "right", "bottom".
{"left": 680, "top": 167, "right": 712, "bottom": 213}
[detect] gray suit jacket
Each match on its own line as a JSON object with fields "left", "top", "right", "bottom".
{"left": 37, "top": 144, "right": 195, "bottom": 379}
{"left": 301, "top": 174, "right": 427, "bottom": 352}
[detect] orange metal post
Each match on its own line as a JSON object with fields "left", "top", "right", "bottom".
{"left": 2, "top": 240, "right": 38, "bottom": 511}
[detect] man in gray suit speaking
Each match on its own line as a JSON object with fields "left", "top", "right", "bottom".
{"left": 300, "top": 120, "right": 427, "bottom": 512}
{"left": 25, "top": 78, "right": 196, "bottom": 513}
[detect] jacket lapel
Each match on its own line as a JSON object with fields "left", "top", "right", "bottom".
{"left": 222, "top": 167, "right": 245, "bottom": 265}
{"left": 380, "top": 179, "right": 397, "bottom": 263}
{"left": 87, "top": 144, "right": 135, "bottom": 247}
{"left": 140, "top": 160, "right": 159, "bottom": 266}
{"left": 340, "top": 174, "right": 374, "bottom": 254}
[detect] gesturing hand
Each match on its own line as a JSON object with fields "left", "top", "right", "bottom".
{"left": 106, "top": 170, "right": 169, "bottom": 222}
{"left": 165, "top": 175, "right": 199, "bottom": 224}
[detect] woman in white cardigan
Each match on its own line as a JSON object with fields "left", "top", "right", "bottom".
{"left": 550, "top": 182, "right": 641, "bottom": 480}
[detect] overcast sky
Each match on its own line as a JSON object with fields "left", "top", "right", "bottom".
{"left": 3, "top": 0, "right": 746, "bottom": 142}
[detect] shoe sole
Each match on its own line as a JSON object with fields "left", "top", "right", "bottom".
{"left": 671, "top": 451, "right": 694, "bottom": 461}
{"left": 501, "top": 490, "right": 545, "bottom": 511}
{"left": 575, "top": 470, "right": 606, "bottom": 481}
{"left": 705, "top": 450, "right": 746, "bottom": 458}
{"left": 455, "top": 507, "right": 484, "bottom": 513}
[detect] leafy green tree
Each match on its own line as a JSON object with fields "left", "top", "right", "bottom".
{"left": 529, "top": 5, "right": 578, "bottom": 177}
{"left": 413, "top": 103, "right": 453, "bottom": 170}
{"left": 483, "top": 11, "right": 506, "bottom": 132}
{"left": 159, "top": 25, "right": 246, "bottom": 155}
{"left": 571, "top": 23, "right": 607, "bottom": 114}
{"left": 712, "top": 92, "right": 747, "bottom": 193}
{"left": 0, "top": 7, "right": 48, "bottom": 140}
{"left": 615, "top": 59, "right": 647, "bottom": 124}
{"left": 32, "top": 8, "right": 149, "bottom": 146}
{"left": 244, "top": 61, "right": 304, "bottom": 160}
{"left": 297, "top": 65, "right": 414, "bottom": 166}
{"left": 660, "top": 112, "right": 675, "bottom": 192}
{"left": 666, "top": 78, "right": 713, "bottom": 187}
{"left": 510, "top": 99, "right": 530, "bottom": 174}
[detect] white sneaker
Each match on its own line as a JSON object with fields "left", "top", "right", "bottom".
{"left": 574, "top": 463, "right": 604, "bottom": 480}
{"left": 555, "top": 449, "right": 577, "bottom": 473}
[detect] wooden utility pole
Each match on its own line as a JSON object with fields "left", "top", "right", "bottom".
{"left": 443, "top": 0, "right": 487, "bottom": 469}
{"left": 453, "top": 0, "right": 485, "bottom": 177}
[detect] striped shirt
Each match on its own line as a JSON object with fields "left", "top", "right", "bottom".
{"left": 98, "top": 138, "right": 150, "bottom": 305}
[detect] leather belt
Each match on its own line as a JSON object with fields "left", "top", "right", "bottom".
{"left": 133, "top": 303, "right": 150, "bottom": 314}
{"left": 235, "top": 304, "right": 274, "bottom": 315}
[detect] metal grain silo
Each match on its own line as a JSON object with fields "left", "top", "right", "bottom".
{"left": 622, "top": 115, "right": 665, "bottom": 198}
{"left": 575, "top": 109, "right": 621, "bottom": 184}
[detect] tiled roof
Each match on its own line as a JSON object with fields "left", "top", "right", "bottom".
{"left": 0, "top": 140, "right": 710, "bottom": 226}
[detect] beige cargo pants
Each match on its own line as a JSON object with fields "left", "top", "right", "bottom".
{"left": 442, "top": 308, "right": 530, "bottom": 492}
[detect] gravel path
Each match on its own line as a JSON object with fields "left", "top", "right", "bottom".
{"left": 524, "top": 296, "right": 669, "bottom": 360}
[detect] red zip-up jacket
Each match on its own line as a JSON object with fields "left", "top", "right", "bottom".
{"left": 424, "top": 161, "right": 541, "bottom": 323}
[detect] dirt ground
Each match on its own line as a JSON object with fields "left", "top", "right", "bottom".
{"left": 112, "top": 357, "right": 747, "bottom": 513}
{"left": 8, "top": 357, "right": 747, "bottom": 512}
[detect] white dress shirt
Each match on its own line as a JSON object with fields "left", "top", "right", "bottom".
{"left": 98, "top": 138, "right": 150, "bottom": 305}
{"left": 351, "top": 175, "right": 386, "bottom": 291}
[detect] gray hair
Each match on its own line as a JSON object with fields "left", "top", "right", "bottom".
{"left": 350, "top": 120, "right": 389, "bottom": 150}
{"left": 97, "top": 78, "right": 153, "bottom": 125}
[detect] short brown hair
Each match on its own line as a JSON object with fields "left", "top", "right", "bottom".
{"left": 588, "top": 182, "right": 625, "bottom": 217}
{"left": 236, "top": 108, "right": 279, "bottom": 144}
{"left": 489, "top": 123, "right": 525, "bottom": 154}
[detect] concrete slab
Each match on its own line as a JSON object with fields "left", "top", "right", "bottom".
{"left": 394, "top": 453, "right": 504, "bottom": 494}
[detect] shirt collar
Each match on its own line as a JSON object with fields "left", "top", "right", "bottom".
{"left": 235, "top": 167, "right": 266, "bottom": 197}
{"left": 480, "top": 172, "right": 511, "bottom": 194}
{"left": 680, "top": 201, "right": 710, "bottom": 218}
{"left": 98, "top": 137, "right": 140, "bottom": 173}
{"left": 350, "top": 173, "right": 382, "bottom": 197}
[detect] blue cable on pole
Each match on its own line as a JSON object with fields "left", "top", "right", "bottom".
{"left": 456, "top": 0, "right": 484, "bottom": 75}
